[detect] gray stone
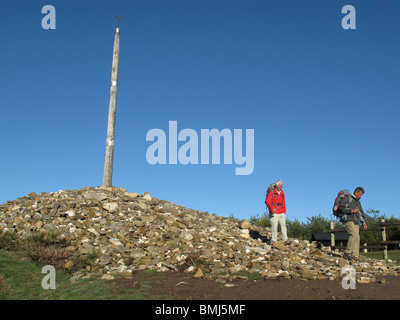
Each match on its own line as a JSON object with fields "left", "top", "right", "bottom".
{"left": 0, "top": 185, "right": 399, "bottom": 283}
{"left": 239, "top": 219, "right": 251, "bottom": 229}
{"left": 102, "top": 202, "right": 118, "bottom": 213}
{"left": 229, "top": 265, "right": 246, "bottom": 274}
{"left": 83, "top": 192, "right": 108, "bottom": 202}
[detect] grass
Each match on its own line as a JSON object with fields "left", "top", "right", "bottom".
{"left": 0, "top": 250, "right": 151, "bottom": 300}
{"left": 0, "top": 230, "right": 93, "bottom": 272}
{"left": 0, "top": 230, "right": 170, "bottom": 300}
{"left": 1, "top": 229, "right": 398, "bottom": 299}
{"left": 362, "top": 250, "right": 400, "bottom": 261}
{"left": 0, "top": 247, "right": 170, "bottom": 300}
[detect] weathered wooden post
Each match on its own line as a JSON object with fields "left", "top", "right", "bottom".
{"left": 330, "top": 221, "right": 335, "bottom": 248}
{"left": 103, "top": 14, "right": 123, "bottom": 188}
{"left": 381, "top": 219, "right": 388, "bottom": 260}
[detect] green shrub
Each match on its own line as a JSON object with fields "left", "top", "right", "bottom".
{"left": 0, "top": 230, "right": 92, "bottom": 273}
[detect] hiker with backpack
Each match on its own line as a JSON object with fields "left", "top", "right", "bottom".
{"left": 265, "top": 180, "right": 289, "bottom": 244}
{"left": 333, "top": 187, "right": 368, "bottom": 260}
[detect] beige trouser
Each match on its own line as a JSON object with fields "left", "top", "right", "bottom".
{"left": 345, "top": 221, "right": 360, "bottom": 256}
{"left": 269, "top": 213, "right": 288, "bottom": 242}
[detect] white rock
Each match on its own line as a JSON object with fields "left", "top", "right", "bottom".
{"left": 100, "top": 274, "right": 115, "bottom": 280}
{"left": 187, "top": 266, "right": 195, "bottom": 272}
{"left": 143, "top": 193, "right": 152, "bottom": 201}
{"left": 229, "top": 265, "right": 246, "bottom": 274}
{"left": 102, "top": 202, "right": 119, "bottom": 213}
{"left": 184, "top": 233, "right": 193, "bottom": 241}
{"left": 109, "top": 238, "right": 123, "bottom": 246}
{"left": 66, "top": 210, "right": 75, "bottom": 217}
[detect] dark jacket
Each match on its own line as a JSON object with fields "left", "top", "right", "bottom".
{"left": 338, "top": 193, "right": 366, "bottom": 224}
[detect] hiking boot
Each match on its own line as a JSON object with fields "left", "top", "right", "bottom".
{"left": 283, "top": 240, "right": 291, "bottom": 245}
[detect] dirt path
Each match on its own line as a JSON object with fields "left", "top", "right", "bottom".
{"left": 112, "top": 271, "right": 400, "bottom": 300}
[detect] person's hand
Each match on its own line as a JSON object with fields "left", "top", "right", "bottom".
{"left": 272, "top": 208, "right": 278, "bottom": 213}
{"left": 352, "top": 209, "right": 359, "bottom": 213}
{"left": 363, "top": 223, "right": 368, "bottom": 230}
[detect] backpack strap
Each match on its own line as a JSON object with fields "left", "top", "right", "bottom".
{"left": 345, "top": 194, "right": 354, "bottom": 208}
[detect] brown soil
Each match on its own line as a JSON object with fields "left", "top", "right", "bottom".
{"left": 112, "top": 271, "right": 400, "bottom": 300}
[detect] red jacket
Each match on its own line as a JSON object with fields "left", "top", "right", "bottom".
{"left": 265, "top": 187, "right": 286, "bottom": 214}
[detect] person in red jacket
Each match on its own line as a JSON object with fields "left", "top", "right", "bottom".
{"left": 265, "top": 180, "right": 289, "bottom": 244}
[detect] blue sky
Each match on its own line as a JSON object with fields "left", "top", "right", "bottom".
{"left": 1, "top": 0, "right": 399, "bottom": 222}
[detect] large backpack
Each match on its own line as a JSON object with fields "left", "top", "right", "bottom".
{"left": 265, "top": 183, "right": 277, "bottom": 210}
{"left": 266, "top": 183, "right": 276, "bottom": 200}
{"left": 332, "top": 189, "right": 353, "bottom": 219}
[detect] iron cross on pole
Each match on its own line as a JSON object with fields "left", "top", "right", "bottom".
{"left": 114, "top": 13, "right": 123, "bottom": 28}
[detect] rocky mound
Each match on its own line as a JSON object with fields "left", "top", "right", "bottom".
{"left": 1, "top": 186, "right": 399, "bottom": 283}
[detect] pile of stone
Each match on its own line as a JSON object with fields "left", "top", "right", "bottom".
{"left": 0, "top": 186, "right": 399, "bottom": 283}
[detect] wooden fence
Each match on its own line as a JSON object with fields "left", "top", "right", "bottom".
{"left": 329, "top": 219, "right": 400, "bottom": 260}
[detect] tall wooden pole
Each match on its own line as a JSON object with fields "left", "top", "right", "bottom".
{"left": 103, "top": 19, "right": 121, "bottom": 188}
{"left": 330, "top": 221, "right": 335, "bottom": 248}
{"left": 381, "top": 219, "right": 388, "bottom": 260}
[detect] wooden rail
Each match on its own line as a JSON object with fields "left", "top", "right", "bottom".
{"left": 329, "top": 219, "right": 400, "bottom": 260}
